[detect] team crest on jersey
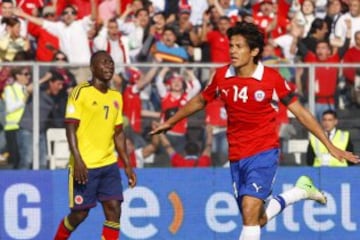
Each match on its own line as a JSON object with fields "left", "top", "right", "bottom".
{"left": 113, "top": 101, "right": 119, "bottom": 109}
{"left": 74, "top": 195, "right": 84, "bottom": 205}
{"left": 254, "top": 90, "right": 265, "bottom": 102}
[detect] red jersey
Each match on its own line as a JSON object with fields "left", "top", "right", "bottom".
{"left": 28, "top": 23, "right": 59, "bottom": 61}
{"left": 253, "top": 13, "right": 288, "bottom": 42}
{"left": 171, "top": 153, "right": 211, "bottom": 167}
{"left": 343, "top": 47, "right": 360, "bottom": 84}
{"left": 205, "top": 97, "right": 227, "bottom": 127}
{"left": 17, "top": 0, "right": 44, "bottom": 15}
{"left": 123, "top": 85, "right": 142, "bottom": 133}
{"left": 161, "top": 93, "right": 188, "bottom": 135}
{"left": 206, "top": 31, "right": 231, "bottom": 63}
{"left": 304, "top": 52, "right": 339, "bottom": 104}
{"left": 201, "top": 64, "right": 296, "bottom": 161}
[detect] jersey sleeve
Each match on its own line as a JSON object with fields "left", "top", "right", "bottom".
{"left": 273, "top": 70, "right": 297, "bottom": 106}
{"left": 201, "top": 71, "right": 218, "bottom": 103}
{"left": 65, "top": 87, "right": 83, "bottom": 122}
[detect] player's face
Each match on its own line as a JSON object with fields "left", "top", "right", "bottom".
{"left": 321, "top": 114, "right": 337, "bottom": 132}
{"left": 229, "top": 35, "right": 258, "bottom": 68}
{"left": 92, "top": 53, "right": 115, "bottom": 82}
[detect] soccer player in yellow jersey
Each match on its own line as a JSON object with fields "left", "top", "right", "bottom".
{"left": 54, "top": 51, "right": 136, "bottom": 240}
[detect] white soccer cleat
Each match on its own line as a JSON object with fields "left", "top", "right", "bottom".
{"left": 295, "top": 175, "right": 327, "bottom": 205}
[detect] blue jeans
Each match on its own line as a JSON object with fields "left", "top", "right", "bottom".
{"left": 212, "top": 130, "right": 228, "bottom": 166}
{"left": 17, "top": 129, "right": 47, "bottom": 169}
{"left": 166, "top": 133, "right": 186, "bottom": 154}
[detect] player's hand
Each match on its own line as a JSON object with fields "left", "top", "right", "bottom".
{"left": 125, "top": 166, "right": 137, "bottom": 188}
{"left": 328, "top": 146, "right": 360, "bottom": 164}
{"left": 149, "top": 122, "right": 172, "bottom": 135}
{"left": 74, "top": 159, "right": 88, "bottom": 184}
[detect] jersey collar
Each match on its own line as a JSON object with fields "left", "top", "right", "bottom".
{"left": 225, "top": 62, "right": 264, "bottom": 81}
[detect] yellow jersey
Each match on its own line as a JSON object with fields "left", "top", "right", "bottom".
{"left": 65, "top": 82, "right": 123, "bottom": 169}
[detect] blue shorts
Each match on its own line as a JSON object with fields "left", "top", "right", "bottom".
{"left": 230, "top": 148, "right": 279, "bottom": 205}
{"left": 69, "top": 163, "right": 123, "bottom": 210}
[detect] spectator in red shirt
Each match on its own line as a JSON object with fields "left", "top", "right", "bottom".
{"left": 156, "top": 67, "right": 201, "bottom": 153}
{"left": 343, "top": 30, "right": 360, "bottom": 106}
{"left": 118, "top": 122, "right": 160, "bottom": 168}
{"left": 253, "top": 0, "right": 288, "bottom": 42}
{"left": 201, "top": 13, "right": 231, "bottom": 63}
{"left": 151, "top": 22, "right": 359, "bottom": 240}
{"left": 17, "top": 0, "right": 44, "bottom": 16}
{"left": 159, "top": 124, "right": 212, "bottom": 167}
{"left": 205, "top": 97, "right": 228, "bottom": 166}
{"left": 122, "top": 66, "right": 160, "bottom": 148}
{"left": 297, "top": 19, "right": 352, "bottom": 120}
{"left": 44, "top": 51, "right": 77, "bottom": 128}
{"left": 27, "top": 6, "right": 59, "bottom": 61}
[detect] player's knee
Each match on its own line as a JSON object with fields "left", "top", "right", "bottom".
{"left": 69, "top": 210, "right": 89, "bottom": 225}
{"left": 103, "top": 201, "right": 121, "bottom": 220}
{"left": 259, "top": 215, "right": 268, "bottom": 227}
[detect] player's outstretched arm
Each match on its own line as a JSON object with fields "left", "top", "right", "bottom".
{"left": 288, "top": 100, "right": 360, "bottom": 164}
{"left": 150, "top": 94, "right": 206, "bottom": 135}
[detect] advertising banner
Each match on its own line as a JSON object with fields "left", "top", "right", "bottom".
{"left": 0, "top": 168, "right": 359, "bottom": 239}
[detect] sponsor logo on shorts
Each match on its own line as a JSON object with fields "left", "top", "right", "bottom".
{"left": 252, "top": 183, "right": 262, "bottom": 193}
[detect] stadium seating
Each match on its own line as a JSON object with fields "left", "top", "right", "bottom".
{"left": 46, "top": 128, "right": 70, "bottom": 169}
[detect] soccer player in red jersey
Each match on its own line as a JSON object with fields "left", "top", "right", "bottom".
{"left": 150, "top": 22, "right": 360, "bottom": 240}
{"left": 53, "top": 51, "right": 136, "bottom": 240}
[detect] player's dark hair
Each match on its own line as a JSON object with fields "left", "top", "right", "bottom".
{"left": 322, "top": 109, "right": 337, "bottom": 119}
{"left": 90, "top": 50, "right": 108, "bottom": 66}
{"left": 227, "top": 22, "right": 264, "bottom": 64}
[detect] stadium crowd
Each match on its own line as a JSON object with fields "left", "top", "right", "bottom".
{"left": 0, "top": 0, "right": 359, "bottom": 169}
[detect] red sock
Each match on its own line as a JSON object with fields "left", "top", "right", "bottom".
{"left": 102, "top": 221, "right": 120, "bottom": 240}
{"left": 54, "top": 217, "right": 74, "bottom": 240}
